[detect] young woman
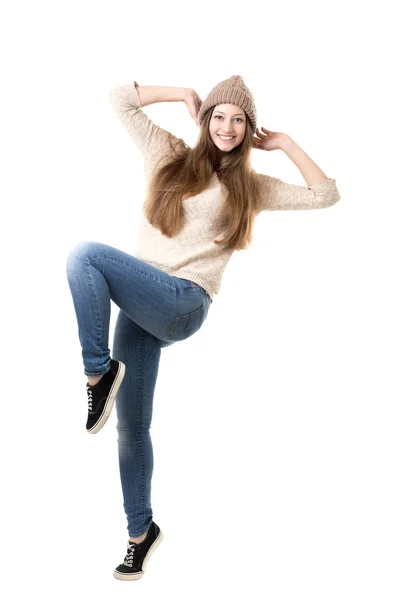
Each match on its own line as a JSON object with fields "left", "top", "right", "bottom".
{"left": 66, "top": 75, "right": 340, "bottom": 580}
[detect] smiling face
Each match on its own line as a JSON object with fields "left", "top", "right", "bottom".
{"left": 209, "top": 104, "right": 247, "bottom": 152}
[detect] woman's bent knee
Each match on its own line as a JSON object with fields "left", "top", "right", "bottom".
{"left": 66, "top": 240, "right": 98, "bottom": 266}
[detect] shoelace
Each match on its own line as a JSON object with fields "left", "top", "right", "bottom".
{"left": 123, "top": 541, "right": 137, "bottom": 567}
{"left": 86, "top": 384, "right": 93, "bottom": 412}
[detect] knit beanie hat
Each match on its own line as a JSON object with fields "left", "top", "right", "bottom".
{"left": 197, "top": 75, "right": 257, "bottom": 134}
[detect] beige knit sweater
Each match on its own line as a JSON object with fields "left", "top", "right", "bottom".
{"left": 109, "top": 81, "right": 340, "bottom": 301}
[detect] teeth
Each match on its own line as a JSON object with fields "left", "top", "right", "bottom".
{"left": 219, "top": 135, "right": 234, "bottom": 140}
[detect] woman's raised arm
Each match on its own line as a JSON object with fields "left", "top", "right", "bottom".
{"left": 109, "top": 81, "right": 189, "bottom": 170}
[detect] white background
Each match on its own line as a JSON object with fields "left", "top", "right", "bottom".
{"left": 1, "top": 0, "right": 399, "bottom": 598}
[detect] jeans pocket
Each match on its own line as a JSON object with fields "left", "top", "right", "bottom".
{"left": 167, "top": 305, "right": 204, "bottom": 342}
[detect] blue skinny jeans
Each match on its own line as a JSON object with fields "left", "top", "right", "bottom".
{"left": 66, "top": 241, "right": 212, "bottom": 537}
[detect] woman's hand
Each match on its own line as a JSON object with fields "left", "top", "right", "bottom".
{"left": 253, "top": 127, "right": 291, "bottom": 151}
{"left": 183, "top": 89, "right": 203, "bottom": 127}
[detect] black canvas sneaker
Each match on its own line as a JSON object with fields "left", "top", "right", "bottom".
{"left": 86, "top": 359, "right": 126, "bottom": 434}
{"left": 114, "top": 521, "right": 164, "bottom": 581}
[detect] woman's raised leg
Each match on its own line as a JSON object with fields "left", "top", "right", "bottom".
{"left": 66, "top": 241, "right": 210, "bottom": 376}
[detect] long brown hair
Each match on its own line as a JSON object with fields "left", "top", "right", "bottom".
{"left": 142, "top": 105, "right": 264, "bottom": 251}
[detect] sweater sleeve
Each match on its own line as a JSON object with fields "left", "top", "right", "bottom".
{"left": 257, "top": 174, "right": 341, "bottom": 211}
{"left": 109, "top": 80, "right": 187, "bottom": 165}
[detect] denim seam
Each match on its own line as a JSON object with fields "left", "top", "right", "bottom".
{"left": 92, "top": 254, "right": 175, "bottom": 289}
{"left": 74, "top": 253, "right": 109, "bottom": 371}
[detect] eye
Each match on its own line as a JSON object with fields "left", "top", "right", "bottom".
{"left": 214, "top": 115, "right": 243, "bottom": 122}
